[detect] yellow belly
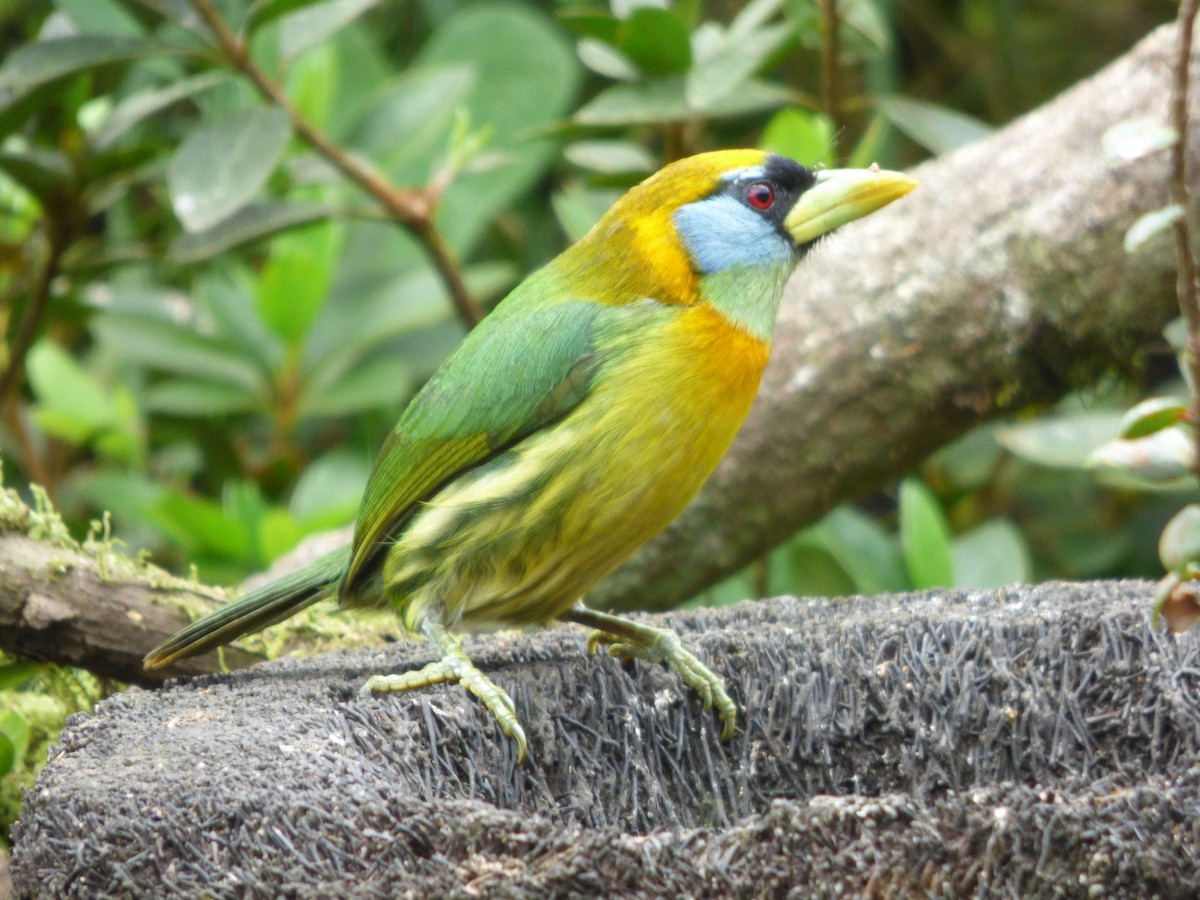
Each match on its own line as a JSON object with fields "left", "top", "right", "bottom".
{"left": 383, "top": 302, "right": 769, "bottom": 632}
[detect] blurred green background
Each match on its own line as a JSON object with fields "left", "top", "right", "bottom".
{"left": 0, "top": 0, "right": 1182, "bottom": 845}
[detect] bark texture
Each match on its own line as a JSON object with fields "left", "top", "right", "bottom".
{"left": 12, "top": 581, "right": 1200, "bottom": 897}
{"left": 0, "top": 514, "right": 261, "bottom": 682}
{"left": 592, "top": 22, "right": 1191, "bottom": 612}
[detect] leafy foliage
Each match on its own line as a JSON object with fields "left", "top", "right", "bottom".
{"left": 0, "top": 0, "right": 1180, "bottom": 845}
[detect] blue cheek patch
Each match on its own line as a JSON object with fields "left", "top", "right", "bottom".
{"left": 671, "top": 194, "right": 793, "bottom": 275}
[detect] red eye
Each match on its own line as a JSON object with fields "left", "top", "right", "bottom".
{"left": 746, "top": 182, "right": 774, "bottom": 210}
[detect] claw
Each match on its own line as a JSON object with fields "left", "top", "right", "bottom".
{"left": 563, "top": 608, "right": 737, "bottom": 741}
{"left": 361, "top": 623, "right": 528, "bottom": 763}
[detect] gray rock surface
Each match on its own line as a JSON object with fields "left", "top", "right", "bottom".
{"left": 12, "top": 581, "right": 1200, "bottom": 897}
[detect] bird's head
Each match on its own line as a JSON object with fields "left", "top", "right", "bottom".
{"left": 561, "top": 150, "right": 915, "bottom": 326}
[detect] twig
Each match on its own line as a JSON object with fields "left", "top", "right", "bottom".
{"left": 0, "top": 226, "right": 66, "bottom": 412}
{"left": 1171, "top": 1, "right": 1200, "bottom": 477}
{"left": 186, "top": 0, "right": 485, "bottom": 328}
{"left": 818, "top": 0, "right": 842, "bottom": 132}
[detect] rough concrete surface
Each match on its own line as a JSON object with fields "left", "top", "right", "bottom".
{"left": 12, "top": 581, "right": 1200, "bottom": 897}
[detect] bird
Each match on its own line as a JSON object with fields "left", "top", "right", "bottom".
{"left": 144, "top": 150, "right": 916, "bottom": 761}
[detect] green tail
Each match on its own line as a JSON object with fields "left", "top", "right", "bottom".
{"left": 143, "top": 546, "right": 351, "bottom": 670}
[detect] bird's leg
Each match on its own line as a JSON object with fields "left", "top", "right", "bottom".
{"left": 359, "top": 621, "right": 528, "bottom": 762}
{"left": 559, "top": 606, "right": 737, "bottom": 740}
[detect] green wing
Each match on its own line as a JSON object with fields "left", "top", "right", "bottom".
{"left": 340, "top": 296, "right": 607, "bottom": 595}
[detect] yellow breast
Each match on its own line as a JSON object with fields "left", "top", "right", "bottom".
{"left": 384, "top": 301, "right": 770, "bottom": 631}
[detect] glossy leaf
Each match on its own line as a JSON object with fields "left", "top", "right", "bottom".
{"left": 152, "top": 491, "right": 250, "bottom": 560}
{"left": 1103, "top": 118, "right": 1177, "bottom": 166}
{"left": 57, "top": 0, "right": 144, "bottom": 36}
{"left": 0, "top": 662, "right": 40, "bottom": 691}
{"left": 617, "top": 7, "right": 691, "bottom": 75}
{"left": 1160, "top": 504, "right": 1200, "bottom": 574}
{"left": 0, "top": 731, "right": 13, "bottom": 778}
{"left": 169, "top": 105, "right": 293, "bottom": 232}
{"left": 1124, "top": 204, "right": 1183, "bottom": 254}
{"left": 297, "top": 355, "right": 412, "bottom": 418}
{"left": 951, "top": 519, "right": 1031, "bottom": 589}
{"left": 419, "top": 4, "right": 582, "bottom": 255}
{"left": 996, "top": 413, "right": 1124, "bottom": 469}
{"left": 256, "top": 218, "right": 340, "bottom": 345}
{"left": 577, "top": 38, "right": 640, "bottom": 80}
{"left": 278, "top": 0, "right": 379, "bottom": 61}
{"left": 760, "top": 107, "right": 835, "bottom": 166}
{"left": 169, "top": 201, "right": 336, "bottom": 262}
{"left": 289, "top": 449, "right": 370, "bottom": 522}
{"left": 576, "top": 75, "right": 791, "bottom": 125}
{"left": 552, "top": 185, "right": 621, "bottom": 242}
{"left": 90, "top": 72, "right": 225, "bottom": 151}
{"left": 817, "top": 505, "right": 909, "bottom": 594}
{"left": 0, "top": 36, "right": 186, "bottom": 93}
{"left": 91, "top": 314, "right": 267, "bottom": 392}
{"left": 899, "top": 477, "right": 954, "bottom": 589}
{"left": 1119, "top": 397, "right": 1187, "bottom": 439}
{"left": 143, "top": 379, "right": 263, "bottom": 416}
{"left": 564, "top": 140, "right": 655, "bottom": 174}
{"left": 27, "top": 341, "right": 118, "bottom": 443}
{"left": 875, "top": 95, "right": 993, "bottom": 154}
{"left": 686, "top": 22, "right": 793, "bottom": 111}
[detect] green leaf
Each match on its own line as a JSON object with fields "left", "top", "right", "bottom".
{"left": 782, "top": 538, "right": 858, "bottom": 597}
{"left": 951, "top": 519, "right": 1031, "bottom": 589}
{"left": 297, "top": 355, "right": 412, "bottom": 418}
{"left": 1, "top": 710, "right": 31, "bottom": 766}
{"left": 90, "top": 72, "right": 225, "bottom": 151}
{"left": 418, "top": 3, "right": 582, "bottom": 254}
{"left": 576, "top": 75, "right": 791, "bottom": 125}
{"left": 996, "top": 413, "right": 1124, "bottom": 469}
{"left": 168, "top": 201, "right": 335, "bottom": 262}
{"left": 0, "top": 662, "right": 40, "bottom": 691}
{"left": 169, "top": 105, "right": 293, "bottom": 232}
{"left": 256, "top": 218, "right": 340, "bottom": 344}
{"left": 259, "top": 507, "right": 304, "bottom": 562}
{"left": 152, "top": 491, "right": 250, "bottom": 560}
{"left": 576, "top": 38, "right": 639, "bottom": 80}
{"left": 27, "top": 341, "right": 118, "bottom": 444}
{"left": 0, "top": 36, "right": 186, "bottom": 93}
{"left": 686, "top": 22, "right": 794, "bottom": 111}
{"left": 1119, "top": 397, "right": 1188, "bottom": 439}
{"left": 278, "top": 0, "right": 379, "bottom": 61}
{"left": 91, "top": 314, "right": 268, "bottom": 392}
{"left": 564, "top": 140, "right": 655, "bottom": 174}
{"left": 348, "top": 64, "right": 475, "bottom": 181}
{"left": 817, "top": 505, "right": 909, "bottom": 594}
{"left": 0, "top": 730, "right": 13, "bottom": 778}
{"left": 617, "top": 7, "right": 691, "bottom": 76}
{"left": 1160, "top": 505, "right": 1200, "bottom": 573}
{"left": 1103, "top": 118, "right": 1177, "bottom": 166}
{"left": 143, "top": 379, "right": 263, "bottom": 416}
{"left": 57, "top": 0, "right": 145, "bottom": 36}
{"left": 760, "top": 107, "right": 835, "bottom": 167}
{"left": 289, "top": 449, "right": 369, "bottom": 522}
{"left": 246, "top": 0, "right": 337, "bottom": 32}
{"left": 1124, "top": 205, "right": 1183, "bottom": 254}
{"left": 557, "top": 10, "right": 621, "bottom": 44}
{"left": 0, "top": 147, "right": 71, "bottom": 205}
{"left": 875, "top": 95, "right": 993, "bottom": 154}
{"left": 552, "top": 185, "right": 622, "bottom": 242}
{"left": 898, "top": 477, "right": 954, "bottom": 589}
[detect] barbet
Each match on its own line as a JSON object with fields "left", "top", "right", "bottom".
{"left": 145, "top": 150, "right": 916, "bottom": 760}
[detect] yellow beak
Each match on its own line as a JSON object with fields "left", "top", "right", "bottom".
{"left": 784, "top": 167, "right": 918, "bottom": 245}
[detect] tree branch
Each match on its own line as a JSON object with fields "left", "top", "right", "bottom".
{"left": 186, "top": 0, "right": 485, "bottom": 328}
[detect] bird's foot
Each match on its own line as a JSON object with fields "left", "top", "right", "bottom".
{"left": 359, "top": 623, "right": 527, "bottom": 762}
{"left": 560, "top": 607, "right": 737, "bottom": 740}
